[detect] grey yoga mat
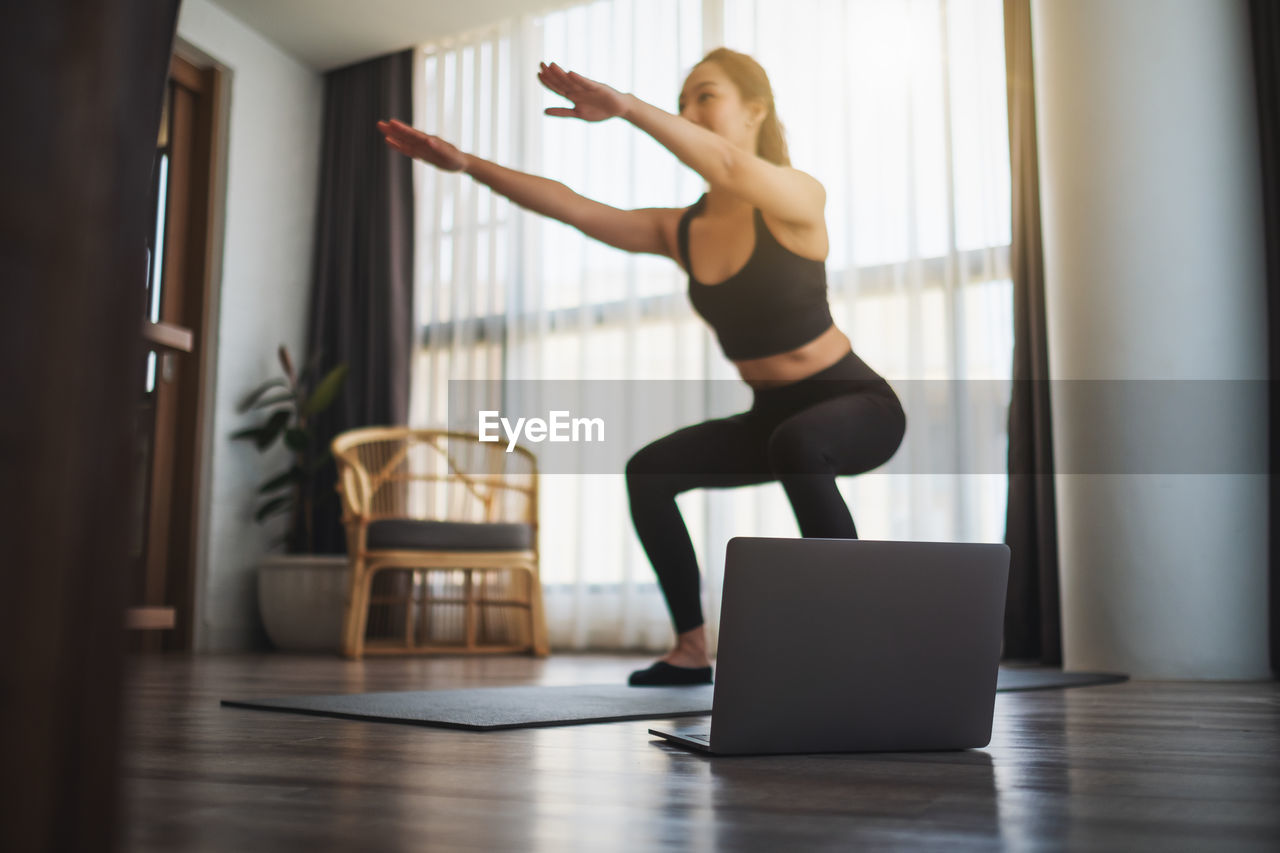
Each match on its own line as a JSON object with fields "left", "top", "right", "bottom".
{"left": 221, "top": 668, "right": 1127, "bottom": 731}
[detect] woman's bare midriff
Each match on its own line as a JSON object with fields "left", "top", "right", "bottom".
{"left": 734, "top": 323, "right": 852, "bottom": 388}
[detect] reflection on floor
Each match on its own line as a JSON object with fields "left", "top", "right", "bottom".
{"left": 124, "top": 653, "right": 1280, "bottom": 852}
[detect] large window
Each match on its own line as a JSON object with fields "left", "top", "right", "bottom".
{"left": 412, "top": 0, "right": 1012, "bottom": 650}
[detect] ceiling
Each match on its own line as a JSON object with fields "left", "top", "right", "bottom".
{"left": 208, "top": 0, "right": 573, "bottom": 71}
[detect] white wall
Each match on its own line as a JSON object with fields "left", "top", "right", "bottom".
{"left": 177, "top": 0, "right": 324, "bottom": 651}
{"left": 1032, "top": 0, "right": 1269, "bottom": 678}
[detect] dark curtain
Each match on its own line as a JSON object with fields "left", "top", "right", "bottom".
{"left": 1248, "top": 0, "right": 1280, "bottom": 676}
{"left": 0, "top": 2, "right": 181, "bottom": 850}
{"left": 1001, "top": 0, "right": 1061, "bottom": 664}
{"left": 302, "top": 50, "right": 415, "bottom": 555}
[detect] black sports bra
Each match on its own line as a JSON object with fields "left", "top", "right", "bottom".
{"left": 678, "top": 194, "right": 834, "bottom": 360}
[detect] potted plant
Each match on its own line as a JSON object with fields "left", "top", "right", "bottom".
{"left": 233, "top": 345, "right": 349, "bottom": 651}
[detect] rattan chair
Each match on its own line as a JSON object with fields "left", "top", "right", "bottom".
{"left": 332, "top": 427, "right": 549, "bottom": 659}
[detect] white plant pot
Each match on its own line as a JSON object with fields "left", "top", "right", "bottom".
{"left": 257, "top": 554, "right": 350, "bottom": 652}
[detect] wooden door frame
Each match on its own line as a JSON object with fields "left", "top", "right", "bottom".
{"left": 163, "top": 42, "right": 231, "bottom": 651}
{"left": 145, "top": 53, "right": 208, "bottom": 650}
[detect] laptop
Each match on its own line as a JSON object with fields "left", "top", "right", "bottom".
{"left": 649, "top": 537, "right": 1011, "bottom": 755}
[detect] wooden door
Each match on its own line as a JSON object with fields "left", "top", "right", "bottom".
{"left": 131, "top": 53, "right": 219, "bottom": 651}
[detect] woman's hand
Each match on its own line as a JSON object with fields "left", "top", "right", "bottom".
{"left": 377, "top": 119, "right": 467, "bottom": 172}
{"left": 537, "top": 62, "right": 630, "bottom": 122}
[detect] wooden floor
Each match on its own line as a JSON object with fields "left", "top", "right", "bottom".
{"left": 122, "top": 653, "right": 1280, "bottom": 852}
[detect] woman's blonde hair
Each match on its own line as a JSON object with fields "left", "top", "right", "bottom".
{"left": 690, "top": 47, "right": 790, "bottom": 166}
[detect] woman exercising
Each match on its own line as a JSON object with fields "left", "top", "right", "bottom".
{"left": 379, "top": 48, "right": 906, "bottom": 686}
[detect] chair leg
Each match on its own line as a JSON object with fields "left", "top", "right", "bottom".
{"left": 355, "top": 567, "right": 377, "bottom": 659}
{"left": 527, "top": 565, "right": 550, "bottom": 658}
{"left": 463, "top": 570, "right": 477, "bottom": 651}
{"left": 340, "top": 557, "right": 362, "bottom": 658}
{"left": 341, "top": 560, "right": 373, "bottom": 660}
{"left": 403, "top": 570, "right": 417, "bottom": 651}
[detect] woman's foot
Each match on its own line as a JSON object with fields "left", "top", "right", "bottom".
{"left": 628, "top": 660, "right": 712, "bottom": 686}
{"left": 661, "top": 648, "right": 712, "bottom": 669}
{"left": 628, "top": 626, "right": 713, "bottom": 686}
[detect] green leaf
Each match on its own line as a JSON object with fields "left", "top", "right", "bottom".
{"left": 254, "top": 495, "right": 293, "bottom": 523}
{"left": 230, "top": 426, "right": 261, "bottom": 442}
{"left": 303, "top": 364, "right": 349, "bottom": 416}
{"left": 278, "top": 345, "right": 296, "bottom": 387}
{"left": 255, "top": 410, "right": 292, "bottom": 450}
{"left": 284, "top": 428, "right": 310, "bottom": 452}
{"left": 259, "top": 466, "right": 304, "bottom": 494}
{"left": 247, "top": 392, "right": 297, "bottom": 411}
{"left": 236, "top": 379, "right": 288, "bottom": 413}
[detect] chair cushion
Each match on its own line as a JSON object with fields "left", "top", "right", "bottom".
{"left": 366, "top": 520, "right": 534, "bottom": 552}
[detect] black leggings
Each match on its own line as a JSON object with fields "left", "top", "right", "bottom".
{"left": 625, "top": 350, "right": 906, "bottom": 634}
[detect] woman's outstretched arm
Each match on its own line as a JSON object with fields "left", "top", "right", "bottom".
{"left": 378, "top": 119, "right": 676, "bottom": 257}
{"left": 537, "top": 62, "right": 823, "bottom": 229}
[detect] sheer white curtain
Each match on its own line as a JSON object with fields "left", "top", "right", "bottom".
{"left": 410, "top": 0, "right": 1012, "bottom": 653}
